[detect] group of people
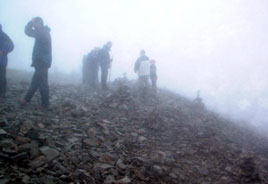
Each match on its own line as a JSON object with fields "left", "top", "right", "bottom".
{"left": 134, "top": 50, "right": 158, "bottom": 93}
{"left": 0, "top": 17, "right": 51, "bottom": 108}
{"left": 82, "top": 42, "right": 113, "bottom": 90}
{"left": 0, "top": 16, "right": 158, "bottom": 109}
{"left": 83, "top": 48, "right": 158, "bottom": 93}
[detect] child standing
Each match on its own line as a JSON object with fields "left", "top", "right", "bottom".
{"left": 150, "top": 60, "right": 157, "bottom": 91}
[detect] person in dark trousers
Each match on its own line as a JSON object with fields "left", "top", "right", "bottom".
{"left": 0, "top": 24, "right": 14, "bottom": 98}
{"left": 82, "top": 55, "right": 88, "bottom": 85}
{"left": 22, "top": 17, "right": 52, "bottom": 108}
{"left": 98, "top": 42, "right": 112, "bottom": 90}
{"left": 88, "top": 47, "right": 100, "bottom": 89}
{"left": 150, "top": 59, "right": 157, "bottom": 91}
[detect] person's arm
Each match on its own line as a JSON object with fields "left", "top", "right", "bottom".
{"left": 1, "top": 33, "right": 14, "bottom": 55}
{"left": 25, "top": 20, "right": 36, "bottom": 37}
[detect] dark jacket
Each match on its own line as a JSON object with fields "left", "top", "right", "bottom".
{"left": 134, "top": 55, "right": 149, "bottom": 73}
{"left": 98, "top": 45, "right": 111, "bottom": 68}
{"left": 87, "top": 49, "right": 100, "bottom": 70}
{"left": 0, "top": 28, "right": 14, "bottom": 67}
{"left": 25, "top": 21, "right": 52, "bottom": 68}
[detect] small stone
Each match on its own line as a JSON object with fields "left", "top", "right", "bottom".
{"left": 15, "top": 136, "right": 31, "bottom": 144}
{"left": 116, "top": 159, "right": 127, "bottom": 169}
{"left": 198, "top": 167, "right": 209, "bottom": 176}
{"left": 67, "top": 137, "right": 79, "bottom": 143}
{"left": 41, "top": 175, "right": 55, "bottom": 184}
{"left": 94, "top": 163, "right": 113, "bottom": 171}
{"left": 29, "top": 156, "right": 47, "bottom": 168}
{"left": 99, "top": 153, "right": 114, "bottom": 164}
{"left": 40, "top": 146, "right": 60, "bottom": 161}
{"left": 152, "top": 165, "right": 163, "bottom": 175}
{"left": 87, "top": 127, "right": 96, "bottom": 138}
{"left": 0, "top": 118, "right": 8, "bottom": 127}
{"left": 119, "top": 104, "right": 128, "bottom": 110}
{"left": 20, "top": 120, "right": 34, "bottom": 135}
{"left": 22, "top": 174, "right": 30, "bottom": 183}
{"left": 116, "top": 176, "right": 131, "bottom": 183}
{"left": 137, "top": 136, "right": 147, "bottom": 143}
{"left": 225, "top": 166, "right": 232, "bottom": 173}
{"left": 37, "top": 123, "right": 45, "bottom": 129}
{"left": 169, "top": 173, "right": 177, "bottom": 179}
{"left": 130, "top": 132, "right": 138, "bottom": 137}
{"left": 0, "top": 129, "right": 7, "bottom": 135}
{"left": 83, "top": 138, "right": 101, "bottom": 147}
{"left": 109, "top": 103, "right": 118, "bottom": 108}
{"left": 0, "top": 179, "right": 9, "bottom": 184}
{"left": 18, "top": 143, "right": 40, "bottom": 159}
{"left": 11, "top": 152, "right": 28, "bottom": 162}
{"left": 104, "top": 175, "right": 115, "bottom": 184}
{"left": 0, "top": 139, "right": 18, "bottom": 154}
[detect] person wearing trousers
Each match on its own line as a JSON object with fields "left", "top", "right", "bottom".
{"left": 23, "top": 17, "right": 52, "bottom": 108}
{"left": 0, "top": 24, "right": 14, "bottom": 98}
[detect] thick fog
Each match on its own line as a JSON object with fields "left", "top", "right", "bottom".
{"left": 1, "top": 0, "right": 268, "bottom": 131}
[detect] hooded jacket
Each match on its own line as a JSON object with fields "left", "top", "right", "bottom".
{"left": 25, "top": 21, "right": 52, "bottom": 68}
{"left": 0, "top": 26, "right": 14, "bottom": 67}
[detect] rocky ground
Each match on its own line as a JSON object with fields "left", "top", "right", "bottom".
{"left": 1, "top": 75, "right": 268, "bottom": 184}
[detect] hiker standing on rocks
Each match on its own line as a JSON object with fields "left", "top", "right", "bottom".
{"left": 0, "top": 24, "right": 14, "bottom": 98}
{"left": 82, "top": 55, "right": 88, "bottom": 85}
{"left": 87, "top": 47, "right": 100, "bottom": 89}
{"left": 98, "top": 41, "right": 112, "bottom": 90}
{"left": 22, "top": 17, "right": 52, "bottom": 108}
{"left": 150, "top": 59, "right": 157, "bottom": 91}
{"left": 134, "top": 50, "right": 150, "bottom": 97}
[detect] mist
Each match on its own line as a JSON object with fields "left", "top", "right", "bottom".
{"left": 1, "top": 0, "right": 268, "bottom": 131}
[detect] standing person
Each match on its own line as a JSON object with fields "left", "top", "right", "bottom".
{"left": 82, "top": 55, "right": 88, "bottom": 85}
{"left": 98, "top": 41, "right": 112, "bottom": 90}
{"left": 22, "top": 17, "right": 52, "bottom": 108}
{"left": 0, "top": 24, "right": 14, "bottom": 98}
{"left": 134, "top": 50, "right": 150, "bottom": 97}
{"left": 89, "top": 47, "right": 100, "bottom": 89}
{"left": 150, "top": 60, "right": 157, "bottom": 91}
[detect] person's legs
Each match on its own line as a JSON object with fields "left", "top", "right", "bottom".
{"left": 0, "top": 66, "right": 7, "bottom": 97}
{"left": 38, "top": 68, "right": 49, "bottom": 107}
{"left": 25, "top": 68, "right": 40, "bottom": 102}
{"left": 100, "top": 64, "right": 109, "bottom": 89}
{"left": 143, "top": 75, "right": 149, "bottom": 96}
{"left": 139, "top": 75, "right": 149, "bottom": 98}
{"left": 152, "top": 77, "right": 157, "bottom": 90}
{"left": 92, "top": 64, "right": 99, "bottom": 89}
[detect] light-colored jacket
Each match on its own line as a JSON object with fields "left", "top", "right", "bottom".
{"left": 138, "top": 59, "right": 150, "bottom": 77}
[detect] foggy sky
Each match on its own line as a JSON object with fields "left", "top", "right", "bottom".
{"left": 1, "top": 0, "right": 268, "bottom": 131}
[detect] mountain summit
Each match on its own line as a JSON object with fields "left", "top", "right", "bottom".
{"left": 0, "top": 74, "right": 268, "bottom": 184}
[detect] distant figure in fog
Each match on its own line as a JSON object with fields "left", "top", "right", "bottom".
{"left": 82, "top": 55, "right": 88, "bottom": 85}
{"left": 22, "top": 17, "right": 52, "bottom": 109}
{"left": 150, "top": 59, "right": 157, "bottom": 91}
{"left": 0, "top": 24, "right": 14, "bottom": 98}
{"left": 134, "top": 50, "right": 150, "bottom": 97}
{"left": 98, "top": 41, "right": 112, "bottom": 90}
{"left": 87, "top": 47, "right": 100, "bottom": 89}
